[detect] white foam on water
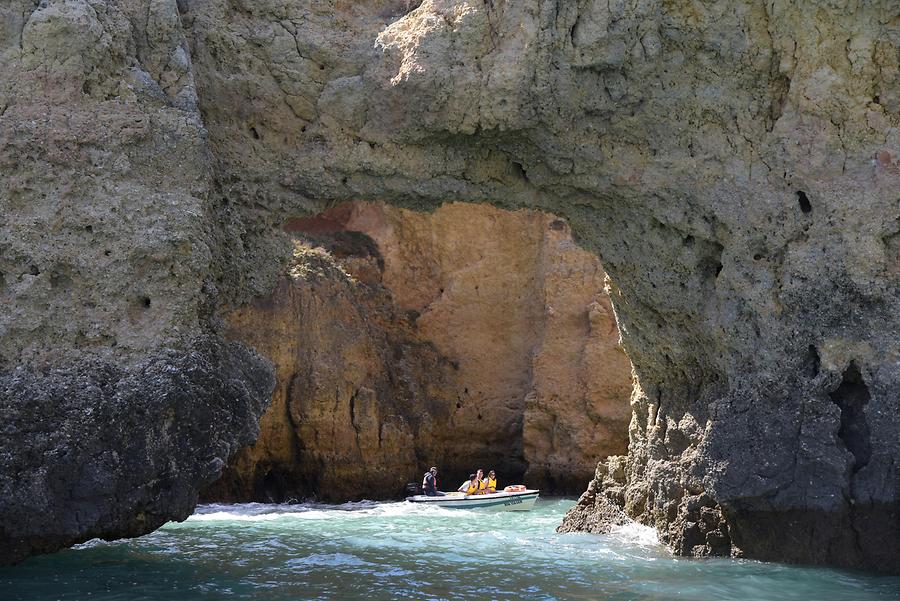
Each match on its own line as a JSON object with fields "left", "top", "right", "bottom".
{"left": 71, "top": 539, "right": 106, "bottom": 550}
{"left": 285, "top": 552, "right": 374, "bottom": 568}
{"left": 608, "top": 521, "right": 664, "bottom": 548}
{"left": 185, "top": 500, "right": 477, "bottom": 524}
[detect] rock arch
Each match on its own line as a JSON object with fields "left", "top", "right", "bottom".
{"left": 0, "top": 0, "right": 897, "bottom": 572}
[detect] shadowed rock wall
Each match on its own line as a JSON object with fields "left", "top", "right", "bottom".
{"left": 1, "top": 0, "right": 897, "bottom": 571}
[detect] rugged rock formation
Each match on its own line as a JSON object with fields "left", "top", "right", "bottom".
{"left": 204, "top": 201, "right": 631, "bottom": 501}
{"left": 1, "top": 0, "right": 898, "bottom": 572}
{"left": 203, "top": 238, "right": 455, "bottom": 502}
{"left": 0, "top": 0, "right": 276, "bottom": 563}
{"left": 0, "top": 338, "right": 273, "bottom": 565}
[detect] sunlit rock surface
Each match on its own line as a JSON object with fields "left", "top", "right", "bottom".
{"left": 204, "top": 201, "right": 631, "bottom": 501}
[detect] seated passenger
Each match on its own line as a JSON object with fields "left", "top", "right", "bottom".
{"left": 458, "top": 474, "right": 479, "bottom": 495}
{"left": 474, "top": 468, "right": 487, "bottom": 494}
{"left": 486, "top": 470, "right": 497, "bottom": 493}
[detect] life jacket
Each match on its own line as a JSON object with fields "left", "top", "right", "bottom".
{"left": 478, "top": 478, "right": 487, "bottom": 490}
{"left": 487, "top": 477, "right": 497, "bottom": 490}
{"left": 465, "top": 480, "right": 478, "bottom": 495}
{"left": 423, "top": 472, "right": 437, "bottom": 493}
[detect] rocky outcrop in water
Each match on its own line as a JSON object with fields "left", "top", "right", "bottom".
{"left": 0, "top": 0, "right": 276, "bottom": 563}
{"left": 0, "top": 339, "right": 273, "bottom": 564}
{"left": 204, "top": 201, "right": 631, "bottom": 501}
{"left": 1, "top": 0, "right": 898, "bottom": 571}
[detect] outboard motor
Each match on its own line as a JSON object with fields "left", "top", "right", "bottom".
{"left": 405, "top": 482, "right": 420, "bottom": 496}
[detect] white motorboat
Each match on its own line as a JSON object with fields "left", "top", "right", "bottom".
{"left": 405, "top": 488, "right": 539, "bottom": 511}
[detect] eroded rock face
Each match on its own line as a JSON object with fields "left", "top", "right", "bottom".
{"left": 0, "top": 339, "right": 273, "bottom": 564}
{"left": 336, "top": 202, "right": 633, "bottom": 493}
{"left": 205, "top": 202, "right": 631, "bottom": 501}
{"left": 1, "top": 0, "right": 898, "bottom": 571}
{"left": 0, "top": 0, "right": 275, "bottom": 562}
{"left": 203, "top": 239, "right": 451, "bottom": 502}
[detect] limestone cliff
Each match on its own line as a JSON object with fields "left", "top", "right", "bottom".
{"left": 205, "top": 202, "right": 631, "bottom": 501}
{"left": 203, "top": 238, "right": 453, "bottom": 502}
{"left": 0, "top": 0, "right": 276, "bottom": 564}
{"left": 1, "top": 0, "right": 898, "bottom": 572}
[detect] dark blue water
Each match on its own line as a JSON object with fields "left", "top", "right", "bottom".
{"left": 2, "top": 499, "right": 898, "bottom": 600}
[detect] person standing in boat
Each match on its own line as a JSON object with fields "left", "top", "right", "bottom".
{"left": 422, "top": 466, "right": 444, "bottom": 496}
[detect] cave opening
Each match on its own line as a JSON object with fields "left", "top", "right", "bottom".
{"left": 828, "top": 361, "right": 872, "bottom": 474}
{"left": 203, "top": 201, "right": 634, "bottom": 503}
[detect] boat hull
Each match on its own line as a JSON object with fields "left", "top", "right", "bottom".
{"left": 405, "top": 489, "right": 539, "bottom": 511}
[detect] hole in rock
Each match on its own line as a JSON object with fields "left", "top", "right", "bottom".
{"left": 873, "top": 95, "right": 880, "bottom": 105}
{"left": 85, "top": 225, "right": 93, "bottom": 233}
{"left": 511, "top": 161, "right": 529, "bottom": 182}
{"left": 797, "top": 191, "right": 812, "bottom": 213}
{"left": 202, "top": 201, "right": 635, "bottom": 502}
{"left": 549, "top": 219, "right": 566, "bottom": 231}
{"left": 139, "top": 296, "right": 151, "bottom": 309}
{"left": 803, "top": 345, "right": 820, "bottom": 378}
{"left": 829, "top": 362, "right": 872, "bottom": 473}
{"left": 249, "top": 126, "right": 261, "bottom": 140}
{"left": 27, "top": 265, "right": 40, "bottom": 276}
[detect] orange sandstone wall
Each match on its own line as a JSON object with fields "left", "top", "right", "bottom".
{"left": 205, "top": 202, "right": 632, "bottom": 501}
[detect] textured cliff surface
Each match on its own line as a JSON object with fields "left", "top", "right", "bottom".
{"left": 335, "top": 201, "right": 633, "bottom": 493}
{"left": 203, "top": 239, "right": 453, "bottom": 502}
{"left": 0, "top": 0, "right": 276, "bottom": 562}
{"left": 1, "top": 0, "right": 898, "bottom": 571}
{"left": 186, "top": 0, "right": 900, "bottom": 571}
{"left": 205, "top": 202, "right": 631, "bottom": 501}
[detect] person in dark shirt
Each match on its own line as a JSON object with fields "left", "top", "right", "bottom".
{"left": 422, "top": 466, "right": 443, "bottom": 496}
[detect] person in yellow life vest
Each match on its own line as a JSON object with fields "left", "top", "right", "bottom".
{"left": 473, "top": 469, "right": 488, "bottom": 494}
{"left": 458, "top": 474, "right": 479, "bottom": 495}
{"left": 486, "top": 470, "right": 497, "bottom": 493}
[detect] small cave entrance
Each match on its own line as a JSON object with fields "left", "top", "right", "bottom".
{"left": 206, "top": 200, "right": 635, "bottom": 502}
{"left": 828, "top": 362, "right": 872, "bottom": 474}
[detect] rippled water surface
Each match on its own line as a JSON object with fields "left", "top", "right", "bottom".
{"left": 2, "top": 499, "right": 898, "bottom": 600}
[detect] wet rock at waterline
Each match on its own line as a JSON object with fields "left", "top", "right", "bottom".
{"left": 0, "top": 339, "right": 274, "bottom": 565}
{"left": 203, "top": 202, "right": 632, "bottom": 502}
{"left": 1, "top": 0, "right": 898, "bottom": 572}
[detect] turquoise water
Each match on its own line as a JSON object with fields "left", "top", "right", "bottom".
{"left": 2, "top": 499, "right": 898, "bottom": 601}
